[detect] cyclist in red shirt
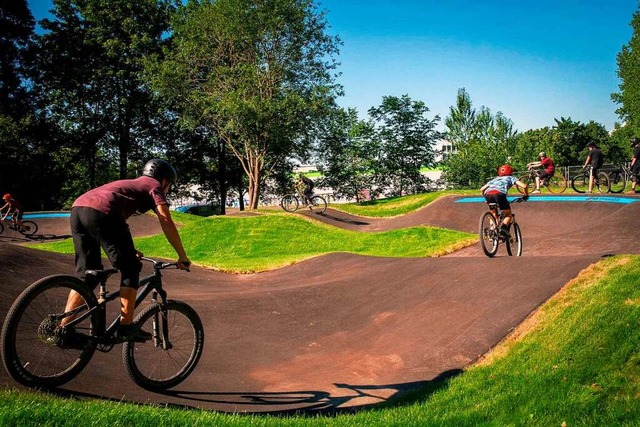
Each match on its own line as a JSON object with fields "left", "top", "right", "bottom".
{"left": 526, "top": 152, "right": 555, "bottom": 194}
{"left": 1, "top": 194, "right": 24, "bottom": 227}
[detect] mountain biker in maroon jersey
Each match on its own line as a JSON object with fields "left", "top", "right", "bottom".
{"left": 61, "top": 159, "right": 191, "bottom": 344}
{"left": 1, "top": 193, "right": 24, "bottom": 228}
{"left": 628, "top": 137, "right": 640, "bottom": 194}
{"left": 480, "top": 164, "right": 529, "bottom": 238}
{"left": 526, "top": 151, "right": 555, "bottom": 194}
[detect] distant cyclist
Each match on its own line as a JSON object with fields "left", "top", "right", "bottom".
{"left": 0, "top": 193, "right": 24, "bottom": 228}
{"left": 628, "top": 137, "right": 640, "bottom": 195}
{"left": 296, "top": 173, "right": 314, "bottom": 204}
{"left": 481, "top": 164, "right": 529, "bottom": 238}
{"left": 582, "top": 141, "right": 603, "bottom": 194}
{"left": 526, "top": 151, "right": 555, "bottom": 194}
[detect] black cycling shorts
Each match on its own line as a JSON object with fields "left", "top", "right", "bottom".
{"left": 484, "top": 193, "right": 510, "bottom": 211}
{"left": 70, "top": 207, "right": 141, "bottom": 290}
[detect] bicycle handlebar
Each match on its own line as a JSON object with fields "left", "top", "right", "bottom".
{"left": 509, "top": 197, "right": 527, "bottom": 204}
{"left": 140, "top": 256, "right": 191, "bottom": 271}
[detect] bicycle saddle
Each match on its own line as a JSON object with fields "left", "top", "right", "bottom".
{"left": 85, "top": 268, "right": 119, "bottom": 282}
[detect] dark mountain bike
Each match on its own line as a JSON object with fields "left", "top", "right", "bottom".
{"left": 1, "top": 257, "right": 204, "bottom": 391}
{"left": 571, "top": 166, "right": 610, "bottom": 193}
{"left": 0, "top": 218, "right": 38, "bottom": 237}
{"left": 479, "top": 197, "right": 525, "bottom": 257}
{"left": 280, "top": 189, "right": 327, "bottom": 214}
{"left": 606, "top": 163, "right": 633, "bottom": 194}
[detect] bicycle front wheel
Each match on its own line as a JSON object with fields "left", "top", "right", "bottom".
{"left": 595, "top": 172, "right": 610, "bottom": 193}
{"left": 19, "top": 220, "right": 38, "bottom": 237}
{"left": 479, "top": 212, "right": 499, "bottom": 257}
{"left": 571, "top": 174, "right": 589, "bottom": 193}
{"left": 309, "top": 195, "right": 327, "bottom": 214}
{"left": 516, "top": 175, "right": 530, "bottom": 195}
{"left": 123, "top": 300, "right": 204, "bottom": 391}
{"left": 505, "top": 223, "right": 523, "bottom": 256}
{"left": 1, "top": 275, "right": 98, "bottom": 389}
{"left": 280, "top": 195, "right": 298, "bottom": 212}
{"left": 546, "top": 173, "right": 567, "bottom": 194}
{"left": 608, "top": 171, "right": 626, "bottom": 193}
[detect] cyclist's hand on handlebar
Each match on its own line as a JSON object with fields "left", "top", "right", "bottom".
{"left": 135, "top": 250, "right": 144, "bottom": 259}
{"left": 177, "top": 257, "right": 191, "bottom": 272}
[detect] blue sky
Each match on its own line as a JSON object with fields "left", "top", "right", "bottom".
{"left": 27, "top": 0, "right": 638, "bottom": 132}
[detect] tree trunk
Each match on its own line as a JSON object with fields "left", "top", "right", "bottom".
{"left": 217, "top": 138, "right": 227, "bottom": 215}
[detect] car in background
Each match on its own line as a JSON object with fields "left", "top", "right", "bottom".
{"left": 174, "top": 203, "right": 221, "bottom": 217}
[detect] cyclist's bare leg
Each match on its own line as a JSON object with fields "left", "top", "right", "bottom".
{"left": 120, "top": 286, "right": 137, "bottom": 325}
{"left": 535, "top": 176, "right": 542, "bottom": 191}
{"left": 60, "top": 290, "right": 85, "bottom": 326}
{"left": 501, "top": 209, "right": 512, "bottom": 227}
{"left": 588, "top": 169, "right": 594, "bottom": 193}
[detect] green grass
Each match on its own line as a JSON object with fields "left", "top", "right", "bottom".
{"left": 333, "top": 189, "right": 479, "bottom": 218}
{"left": 33, "top": 210, "right": 475, "bottom": 273}
{"left": 3, "top": 255, "right": 640, "bottom": 425}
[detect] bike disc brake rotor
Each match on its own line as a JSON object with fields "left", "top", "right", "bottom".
{"left": 37, "top": 316, "right": 60, "bottom": 345}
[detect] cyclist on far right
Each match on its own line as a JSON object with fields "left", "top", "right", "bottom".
{"left": 526, "top": 151, "right": 555, "bottom": 194}
{"left": 627, "top": 137, "right": 640, "bottom": 195}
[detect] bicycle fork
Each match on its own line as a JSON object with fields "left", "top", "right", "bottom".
{"left": 151, "top": 291, "right": 173, "bottom": 351}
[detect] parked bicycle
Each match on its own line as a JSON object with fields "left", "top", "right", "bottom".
{"left": 571, "top": 166, "right": 610, "bottom": 193}
{"left": 516, "top": 166, "right": 567, "bottom": 194}
{"left": 0, "top": 218, "right": 38, "bottom": 237}
{"left": 280, "top": 189, "right": 327, "bottom": 214}
{"left": 479, "top": 197, "right": 525, "bottom": 257}
{"left": 1, "top": 257, "right": 204, "bottom": 391}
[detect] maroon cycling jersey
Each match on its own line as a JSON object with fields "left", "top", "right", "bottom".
{"left": 540, "top": 157, "right": 555, "bottom": 174}
{"left": 4, "top": 198, "right": 22, "bottom": 212}
{"left": 73, "top": 176, "right": 168, "bottom": 220}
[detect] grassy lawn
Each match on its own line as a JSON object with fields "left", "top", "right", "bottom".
{"left": 2, "top": 255, "right": 640, "bottom": 425}
{"left": 33, "top": 210, "right": 475, "bottom": 273}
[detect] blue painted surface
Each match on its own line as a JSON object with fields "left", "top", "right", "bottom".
{"left": 15, "top": 212, "right": 71, "bottom": 219}
{"left": 455, "top": 196, "right": 638, "bottom": 205}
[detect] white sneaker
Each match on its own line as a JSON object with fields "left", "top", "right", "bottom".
{"left": 532, "top": 190, "right": 540, "bottom": 194}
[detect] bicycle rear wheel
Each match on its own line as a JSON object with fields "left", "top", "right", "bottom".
{"left": 280, "top": 195, "right": 298, "bottom": 212}
{"left": 1, "top": 275, "right": 98, "bottom": 388}
{"left": 479, "top": 212, "right": 499, "bottom": 257}
{"left": 309, "top": 195, "right": 327, "bottom": 214}
{"left": 595, "top": 172, "right": 610, "bottom": 193}
{"left": 546, "top": 173, "right": 567, "bottom": 194}
{"left": 608, "top": 171, "right": 626, "bottom": 193}
{"left": 19, "top": 220, "right": 38, "bottom": 237}
{"left": 123, "top": 300, "right": 204, "bottom": 391}
{"left": 571, "top": 174, "right": 589, "bottom": 193}
{"left": 516, "top": 175, "right": 531, "bottom": 195}
{"left": 505, "top": 223, "right": 523, "bottom": 256}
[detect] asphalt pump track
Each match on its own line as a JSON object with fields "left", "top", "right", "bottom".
{"left": 1, "top": 195, "right": 638, "bottom": 413}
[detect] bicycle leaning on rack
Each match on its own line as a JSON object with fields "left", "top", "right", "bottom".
{"left": 516, "top": 166, "right": 567, "bottom": 194}
{"left": 1, "top": 257, "right": 204, "bottom": 391}
{"left": 280, "top": 189, "right": 327, "bottom": 214}
{"left": 0, "top": 217, "right": 38, "bottom": 237}
{"left": 478, "top": 197, "right": 526, "bottom": 257}
{"left": 570, "top": 165, "right": 610, "bottom": 193}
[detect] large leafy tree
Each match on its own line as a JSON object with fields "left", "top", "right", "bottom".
{"left": 35, "top": 0, "right": 176, "bottom": 188}
{"left": 368, "top": 94, "right": 442, "bottom": 196}
{"left": 316, "top": 107, "right": 378, "bottom": 201}
{"left": 442, "top": 89, "right": 518, "bottom": 188}
{"left": 149, "top": 0, "right": 341, "bottom": 209}
{"left": 612, "top": 4, "right": 640, "bottom": 135}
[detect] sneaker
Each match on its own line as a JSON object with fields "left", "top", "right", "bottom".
{"left": 117, "top": 324, "right": 152, "bottom": 343}
{"left": 531, "top": 190, "right": 541, "bottom": 194}
{"left": 626, "top": 190, "right": 637, "bottom": 195}
{"left": 57, "top": 327, "right": 89, "bottom": 350}
{"left": 499, "top": 226, "right": 510, "bottom": 240}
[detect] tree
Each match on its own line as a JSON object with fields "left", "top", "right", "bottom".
{"left": 35, "top": 0, "right": 175, "bottom": 187}
{"left": 368, "top": 94, "right": 442, "bottom": 196}
{"left": 612, "top": 4, "right": 640, "bottom": 135}
{"left": 442, "top": 89, "right": 518, "bottom": 188}
{"left": 149, "top": 0, "right": 341, "bottom": 209}
{"left": 316, "top": 107, "right": 378, "bottom": 201}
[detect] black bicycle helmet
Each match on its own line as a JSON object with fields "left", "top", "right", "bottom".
{"left": 631, "top": 137, "right": 640, "bottom": 146}
{"left": 142, "top": 159, "right": 177, "bottom": 184}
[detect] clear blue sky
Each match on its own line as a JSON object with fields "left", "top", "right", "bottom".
{"left": 27, "top": 0, "right": 638, "bottom": 132}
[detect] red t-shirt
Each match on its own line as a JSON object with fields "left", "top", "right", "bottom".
{"left": 541, "top": 157, "right": 555, "bottom": 174}
{"left": 73, "top": 176, "right": 168, "bottom": 220}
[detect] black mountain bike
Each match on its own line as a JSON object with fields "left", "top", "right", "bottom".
{"left": 571, "top": 166, "right": 610, "bottom": 193}
{"left": 280, "top": 190, "right": 327, "bottom": 214}
{"left": 1, "top": 257, "right": 204, "bottom": 391}
{"left": 0, "top": 218, "right": 38, "bottom": 237}
{"left": 606, "top": 163, "right": 633, "bottom": 194}
{"left": 479, "top": 197, "right": 525, "bottom": 257}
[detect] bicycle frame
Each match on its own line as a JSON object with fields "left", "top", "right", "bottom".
{"left": 58, "top": 262, "right": 169, "bottom": 346}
